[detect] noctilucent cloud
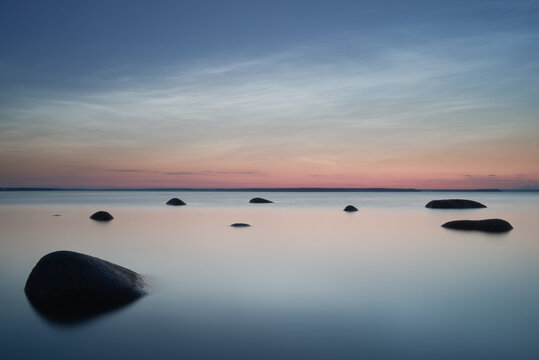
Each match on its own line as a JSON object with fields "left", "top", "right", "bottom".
{"left": 1, "top": 0, "right": 538, "bottom": 188}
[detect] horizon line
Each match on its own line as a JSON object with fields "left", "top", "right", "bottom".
{"left": 2, "top": 187, "right": 536, "bottom": 192}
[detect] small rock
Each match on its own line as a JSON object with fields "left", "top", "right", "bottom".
{"left": 90, "top": 211, "right": 113, "bottom": 221}
{"left": 25, "top": 251, "right": 146, "bottom": 323}
{"left": 249, "top": 197, "right": 273, "bottom": 204}
{"left": 426, "top": 199, "right": 486, "bottom": 209}
{"left": 442, "top": 218, "right": 513, "bottom": 233}
{"left": 230, "top": 223, "right": 251, "bottom": 227}
{"left": 166, "top": 198, "right": 186, "bottom": 206}
{"left": 343, "top": 205, "right": 358, "bottom": 212}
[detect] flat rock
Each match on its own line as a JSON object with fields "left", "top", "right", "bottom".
{"left": 230, "top": 223, "right": 251, "bottom": 227}
{"left": 343, "top": 205, "right": 358, "bottom": 212}
{"left": 166, "top": 198, "right": 186, "bottom": 206}
{"left": 249, "top": 197, "right": 273, "bottom": 204}
{"left": 426, "top": 199, "right": 486, "bottom": 209}
{"left": 442, "top": 218, "right": 513, "bottom": 233}
{"left": 25, "top": 251, "right": 146, "bottom": 323}
{"left": 90, "top": 211, "right": 114, "bottom": 221}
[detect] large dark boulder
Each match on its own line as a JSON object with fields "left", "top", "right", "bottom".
{"left": 249, "top": 197, "right": 273, "bottom": 204}
{"left": 343, "top": 205, "right": 358, "bottom": 212}
{"left": 426, "top": 199, "right": 486, "bottom": 209}
{"left": 442, "top": 219, "right": 513, "bottom": 233}
{"left": 230, "top": 223, "right": 251, "bottom": 227}
{"left": 166, "top": 198, "right": 186, "bottom": 206}
{"left": 90, "top": 211, "right": 114, "bottom": 221}
{"left": 25, "top": 251, "right": 147, "bottom": 323}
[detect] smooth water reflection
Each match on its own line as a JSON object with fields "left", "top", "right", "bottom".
{"left": 0, "top": 192, "right": 538, "bottom": 359}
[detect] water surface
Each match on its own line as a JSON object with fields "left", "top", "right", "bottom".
{"left": 0, "top": 191, "right": 538, "bottom": 359}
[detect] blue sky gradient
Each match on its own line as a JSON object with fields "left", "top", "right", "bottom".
{"left": 1, "top": 0, "right": 538, "bottom": 188}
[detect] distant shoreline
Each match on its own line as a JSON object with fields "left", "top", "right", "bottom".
{"left": 2, "top": 187, "right": 535, "bottom": 192}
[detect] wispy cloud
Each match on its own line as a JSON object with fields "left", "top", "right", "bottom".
{"left": 0, "top": 29, "right": 538, "bottom": 187}
{"left": 165, "top": 170, "right": 259, "bottom": 176}
{"left": 457, "top": 173, "right": 539, "bottom": 188}
{"left": 106, "top": 169, "right": 148, "bottom": 173}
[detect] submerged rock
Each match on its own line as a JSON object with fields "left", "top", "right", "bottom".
{"left": 166, "top": 198, "right": 186, "bottom": 206}
{"left": 426, "top": 199, "right": 486, "bottom": 209}
{"left": 249, "top": 197, "right": 273, "bottom": 204}
{"left": 90, "top": 211, "right": 114, "bottom": 221}
{"left": 442, "top": 218, "right": 513, "bottom": 233}
{"left": 230, "top": 223, "right": 251, "bottom": 227}
{"left": 343, "top": 205, "right": 358, "bottom": 212}
{"left": 25, "top": 251, "right": 146, "bottom": 323}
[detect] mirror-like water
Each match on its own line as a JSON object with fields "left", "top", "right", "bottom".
{"left": 1, "top": 191, "right": 538, "bottom": 359}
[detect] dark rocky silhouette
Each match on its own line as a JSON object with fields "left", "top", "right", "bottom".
{"left": 249, "top": 197, "right": 273, "bottom": 204}
{"left": 90, "top": 211, "right": 114, "bottom": 221}
{"left": 442, "top": 218, "right": 513, "bottom": 233}
{"left": 426, "top": 199, "right": 486, "bottom": 209}
{"left": 166, "top": 198, "right": 186, "bottom": 206}
{"left": 343, "top": 205, "right": 358, "bottom": 212}
{"left": 25, "top": 251, "right": 146, "bottom": 324}
{"left": 230, "top": 223, "right": 251, "bottom": 227}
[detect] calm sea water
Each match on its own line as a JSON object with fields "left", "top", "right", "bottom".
{"left": 0, "top": 191, "right": 538, "bottom": 359}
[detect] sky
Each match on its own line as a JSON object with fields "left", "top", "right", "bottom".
{"left": 1, "top": 0, "right": 538, "bottom": 189}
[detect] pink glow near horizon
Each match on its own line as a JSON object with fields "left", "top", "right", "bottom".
{"left": 1, "top": 35, "right": 538, "bottom": 189}
{"left": 1, "top": 163, "right": 537, "bottom": 189}
{"left": 2, "top": 137, "right": 538, "bottom": 188}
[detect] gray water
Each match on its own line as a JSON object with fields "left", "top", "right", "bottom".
{"left": 0, "top": 191, "right": 538, "bottom": 359}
